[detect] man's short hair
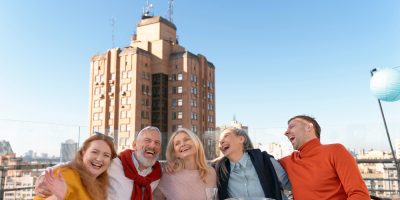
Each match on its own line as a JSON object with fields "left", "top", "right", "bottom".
{"left": 289, "top": 115, "right": 321, "bottom": 139}
{"left": 136, "top": 126, "right": 161, "bottom": 141}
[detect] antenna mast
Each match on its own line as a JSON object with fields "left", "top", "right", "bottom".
{"left": 167, "top": 0, "right": 174, "bottom": 22}
{"left": 143, "top": 0, "right": 153, "bottom": 17}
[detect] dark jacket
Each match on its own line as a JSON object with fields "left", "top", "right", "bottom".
{"left": 216, "top": 149, "right": 283, "bottom": 200}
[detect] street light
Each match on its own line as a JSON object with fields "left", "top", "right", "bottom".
{"left": 370, "top": 67, "right": 400, "bottom": 193}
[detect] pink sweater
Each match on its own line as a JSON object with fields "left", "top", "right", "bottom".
{"left": 153, "top": 166, "right": 217, "bottom": 200}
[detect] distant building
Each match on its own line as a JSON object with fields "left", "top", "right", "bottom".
{"left": 217, "top": 116, "right": 248, "bottom": 133}
{"left": 60, "top": 139, "right": 78, "bottom": 162}
{"left": 396, "top": 139, "right": 400, "bottom": 159}
{"left": 3, "top": 175, "right": 36, "bottom": 200}
{"left": 357, "top": 149, "right": 399, "bottom": 198}
{"left": 255, "top": 142, "right": 293, "bottom": 159}
{"left": 0, "top": 140, "right": 14, "bottom": 156}
{"left": 0, "top": 140, "right": 15, "bottom": 165}
{"left": 88, "top": 14, "right": 216, "bottom": 158}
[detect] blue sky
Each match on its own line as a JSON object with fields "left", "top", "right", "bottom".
{"left": 1, "top": 1, "right": 399, "bottom": 156}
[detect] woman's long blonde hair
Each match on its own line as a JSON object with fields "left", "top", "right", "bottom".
{"left": 67, "top": 134, "right": 117, "bottom": 200}
{"left": 166, "top": 128, "right": 210, "bottom": 183}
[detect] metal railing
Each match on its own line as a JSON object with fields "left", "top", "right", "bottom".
{"left": 1, "top": 161, "right": 399, "bottom": 200}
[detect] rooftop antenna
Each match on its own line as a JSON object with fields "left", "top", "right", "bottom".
{"left": 167, "top": 0, "right": 174, "bottom": 22}
{"left": 143, "top": 0, "right": 153, "bottom": 17}
{"left": 110, "top": 17, "right": 115, "bottom": 48}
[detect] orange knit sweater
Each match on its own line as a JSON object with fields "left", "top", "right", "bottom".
{"left": 279, "top": 138, "right": 369, "bottom": 200}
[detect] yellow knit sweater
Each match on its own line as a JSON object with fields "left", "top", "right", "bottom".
{"left": 34, "top": 166, "right": 91, "bottom": 200}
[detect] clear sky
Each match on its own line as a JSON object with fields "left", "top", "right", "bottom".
{"left": 1, "top": 0, "right": 399, "bottom": 156}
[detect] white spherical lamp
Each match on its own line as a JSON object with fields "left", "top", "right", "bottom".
{"left": 370, "top": 68, "right": 400, "bottom": 102}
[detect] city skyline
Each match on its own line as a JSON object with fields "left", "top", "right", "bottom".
{"left": 1, "top": 1, "right": 400, "bottom": 156}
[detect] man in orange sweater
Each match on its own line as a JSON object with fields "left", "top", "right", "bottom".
{"left": 279, "top": 115, "right": 370, "bottom": 200}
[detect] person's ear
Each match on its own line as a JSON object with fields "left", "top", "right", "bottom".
{"left": 238, "top": 135, "right": 245, "bottom": 144}
{"left": 132, "top": 141, "right": 137, "bottom": 151}
{"left": 305, "top": 123, "right": 313, "bottom": 132}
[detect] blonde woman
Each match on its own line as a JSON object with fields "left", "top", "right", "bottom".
{"left": 34, "top": 133, "right": 117, "bottom": 200}
{"left": 153, "top": 128, "right": 217, "bottom": 200}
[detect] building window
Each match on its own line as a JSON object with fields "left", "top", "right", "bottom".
{"left": 95, "top": 88, "right": 101, "bottom": 95}
{"left": 170, "top": 74, "right": 176, "bottom": 81}
{"left": 191, "top": 99, "right": 197, "bottom": 107}
{"left": 177, "top": 112, "right": 183, "bottom": 119}
{"left": 120, "top": 124, "right": 127, "bottom": 132}
{"left": 94, "top": 100, "right": 100, "bottom": 108}
{"left": 208, "top": 103, "right": 213, "bottom": 110}
{"left": 177, "top": 73, "right": 183, "bottom": 80}
{"left": 191, "top": 87, "right": 197, "bottom": 95}
{"left": 122, "top": 71, "right": 127, "bottom": 79}
{"left": 93, "top": 113, "right": 99, "bottom": 120}
{"left": 208, "top": 115, "right": 213, "bottom": 122}
{"left": 172, "top": 99, "right": 177, "bottom": 107}
{"left": 172, "top": 98, "right": 182, "bottom": 107}
{"left": 191, "top": 112, "right": 197, "bottom": 120}
{"left": 119, "top": 137, "right": 126, "bottom": 146}
{"left": 174, "top": 86, "right": 183, "bottom": 94}
{"left": 192, "top": 125, "right": 197, "bottom": 133}
{"left": 172, "top": 112, "right": 177, "bottom": 120}
{"left": 120, "top": 111, "right": 126, "bottom": 119}
{"left": 121, "top": 84, "right": 127, "bottom": 92}
{"left": 121, "top": 97, "right": 127, "bottom": 105}
{"left": 191, "top": 74, "right": 197, "bottom": 83}
{"left": 142, "top": 85, "right": 146, "bottom": 94}
{"left": 172, "top": 125, "right": 177, "bottom": 132}
{"left": 141, "top": 71, "right": 146, "bottom": 79}
{"left": 177, "top": 86, "right": 183, "bottom": 93}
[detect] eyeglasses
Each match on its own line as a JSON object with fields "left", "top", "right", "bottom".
{"left": 94, "top": 131, "right": 114, "bottom": 142}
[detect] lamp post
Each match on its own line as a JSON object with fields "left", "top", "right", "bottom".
{"left": 370, "top": 67, "right": 400, "bottom": 194}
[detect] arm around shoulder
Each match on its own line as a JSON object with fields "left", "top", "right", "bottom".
{"left": 152, "top": 187, "right": 166, "bottom": 200}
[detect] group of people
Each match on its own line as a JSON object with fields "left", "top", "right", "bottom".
{"left": 34, "top": 115, "right": 370, "bottom": 200}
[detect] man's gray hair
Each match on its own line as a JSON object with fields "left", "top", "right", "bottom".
{"left": 136, "top": 126, "right": 162, "bottom": 140}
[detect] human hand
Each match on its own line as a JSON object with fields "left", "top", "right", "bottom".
{"left": 34, "top": 175, "right": 52, "bottom": 198}
{"left": 163, "top": 162, "right": 176, "bottom": 175}
{"left": 43, "top": 169, "right": 67, "bottom": 200}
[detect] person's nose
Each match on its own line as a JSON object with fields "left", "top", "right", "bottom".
{"left": 148, "top": 141, "right": 157, "bottom": 148}
{"left": 96, "top": 154, "right": 105, "bottom": 161}
{"left": 284, "top": 129, "right": 289, "bottom": 137}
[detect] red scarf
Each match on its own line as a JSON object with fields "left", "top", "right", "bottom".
{"left": 118, "top": 149, "right": 161, "bottom": 200}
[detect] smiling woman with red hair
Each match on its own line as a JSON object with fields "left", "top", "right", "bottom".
{"left": 34, "top": 133, "right": 117, "bottom": 200}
